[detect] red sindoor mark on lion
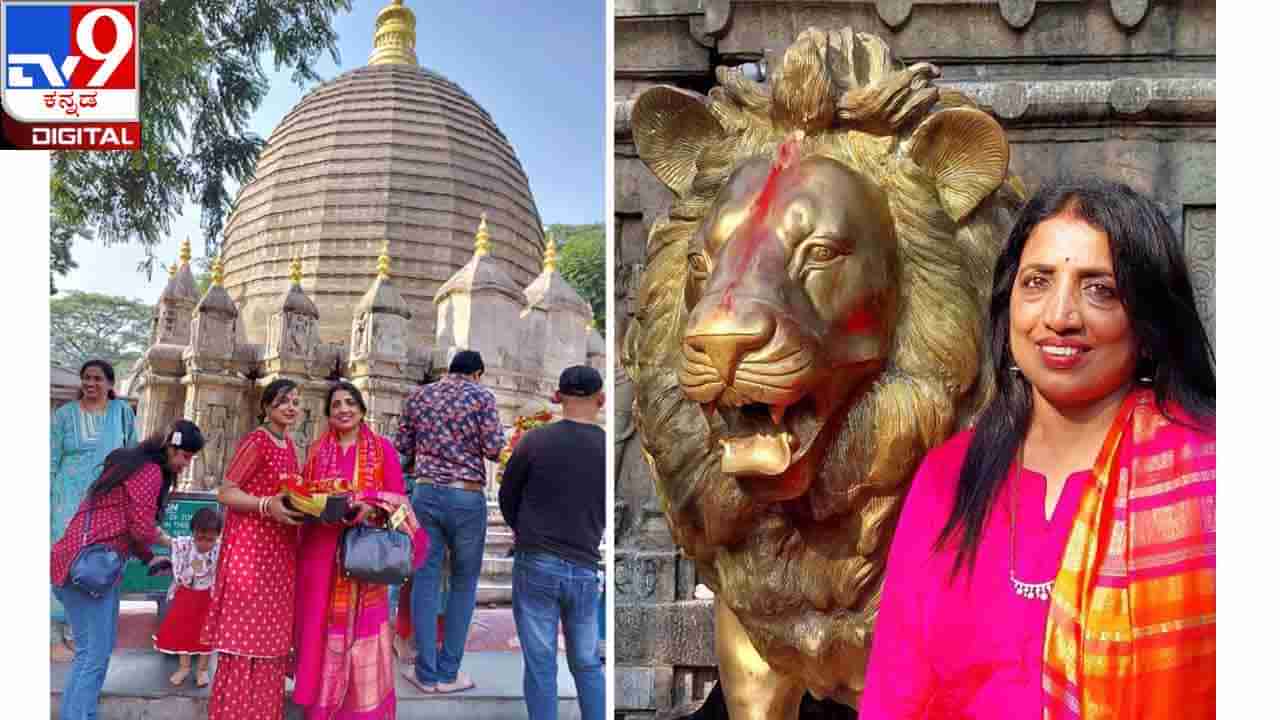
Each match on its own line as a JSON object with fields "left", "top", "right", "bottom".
{"left": 719, "top": 136, "right": 804, "bottom": 311}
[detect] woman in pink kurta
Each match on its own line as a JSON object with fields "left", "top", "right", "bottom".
{"left": 293, "top": 382, "right": 428, "bottom": 719}
{"left": 861, "top": 180, "right": 1216, "bottom": 719}
{"left": 203, "top": 379, "right": 307, "bottom": 720}
{"left": 861, "top": 430, "right": 1090, "bottom": 716}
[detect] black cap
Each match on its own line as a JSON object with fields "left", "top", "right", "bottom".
{"left": 168, "top": 420, "right": 206, "bottom": 453}
{"left": 448, "top": 350, "right": 485, "bottom": 376}
{"left": 558, "top": 365, "right": 603, "bottom": 397}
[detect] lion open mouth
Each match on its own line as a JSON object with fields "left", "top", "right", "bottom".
{"left": 709, "top": 395, "right": 824, "bottom": 477}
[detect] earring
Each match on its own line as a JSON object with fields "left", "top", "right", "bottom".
{"left": 1010, "top": 364, "right": 1022, "bottom": 375}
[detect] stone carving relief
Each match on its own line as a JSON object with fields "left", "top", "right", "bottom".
{"left": 198, "top": 404, "right": 232, "bottom": 490}
{"left": 1183, "top": 206, "right": 1215, "bottom": 349}
{"left": 286, "top": 314, "right": 312, "bottom": 357}
{"left": 615, "top": 553, "right": 660, "bottom": 602}
{"left": 292, "top": 405, "right": 317, "bottom": 462}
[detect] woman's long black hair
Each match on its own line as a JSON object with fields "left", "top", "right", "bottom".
{"left": 88, "top": 420, "right": 204, "bottom": 521}
{"left": 936, "top": 178, "right": 1216, "bottom": 574}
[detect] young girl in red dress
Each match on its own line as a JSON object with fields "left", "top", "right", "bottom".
{"left": 153, "top": 507, "right": 222, "bottom": 687}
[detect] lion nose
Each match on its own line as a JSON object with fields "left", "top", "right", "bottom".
{"left": 686, "top": 308, "right": 776, "bottom": 384}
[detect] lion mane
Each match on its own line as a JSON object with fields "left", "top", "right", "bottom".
{"left": 622, "top": 29, "right": 1025, "bottom": 703}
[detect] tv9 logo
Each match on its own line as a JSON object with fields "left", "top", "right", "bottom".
{"left": 1, "top": 1, "right": 140, "bottom": 150}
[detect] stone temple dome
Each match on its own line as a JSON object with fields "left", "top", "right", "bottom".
{"left": 220, "top": 0, "right": 546, "bottom": 348}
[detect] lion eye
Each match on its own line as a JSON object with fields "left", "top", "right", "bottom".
{"left": 802, "top": 243, "right": 840, "bottom": 268}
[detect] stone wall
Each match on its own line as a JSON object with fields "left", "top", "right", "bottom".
{"left": 613, "top": 2, "right": 1215, "bottom": 717}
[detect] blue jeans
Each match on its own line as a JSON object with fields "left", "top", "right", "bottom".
{"left": 410, "top": 483, "right": 488, "bottom": 684}
{"left": 512, "top": 552, "right": 605, "bottom": 720}
{"left": 53, "top": 582, "right": 121, "bottom": 720}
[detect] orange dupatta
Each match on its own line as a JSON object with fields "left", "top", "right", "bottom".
{"left": 1042, "top": 390, "right": 1215, "bottom": 719}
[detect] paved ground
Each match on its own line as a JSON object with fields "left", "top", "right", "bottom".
{"left": 51, "top": 649, "right": 585, "bottom": 719}
{"left": 61, "top": 601, "right": 532, "bottom": 655}
{"left": 50, "top": 602, "right": 593, "bottom": 719}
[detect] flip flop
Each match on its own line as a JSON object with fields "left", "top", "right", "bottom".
{"left": 169, "top": 668, "right": 191, "bottom": 686}
{"left": 434, "top": 673, "right": 476, "bottom": 694}
{"left": 400, "top": 665, "right": 436, "bottom": 694}
{"left": 196, "top": 670, "right": 211, "bottom": 688}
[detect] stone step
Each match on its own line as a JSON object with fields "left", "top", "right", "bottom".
{"left": 51, "top": 650, "right": 584, "bottom": 720}
{"left": 482, "top": 556, "right": 513, "bottom": 579}
{"left": 476, "top": 581, "right": 512, "bottom": 606}
{"left": 484, "top": 535, "right": 514, "bottom": 555}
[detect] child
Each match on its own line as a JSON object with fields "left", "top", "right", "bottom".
{"left": 153, "top": 507, "right": 222, "bottom": 686}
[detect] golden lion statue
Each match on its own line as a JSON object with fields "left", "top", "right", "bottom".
{"left": 622, "top": 29, "right": 1024, "bottom": 717}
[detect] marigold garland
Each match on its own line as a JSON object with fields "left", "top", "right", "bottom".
{"left": 496, "top": 409, "right": 554, "bottom": 483}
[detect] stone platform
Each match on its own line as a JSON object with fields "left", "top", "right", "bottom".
{"left": 50, "top": 650, "right": 583, "bottom": 719}
{"left": 98, "top": 601, "right": 530, "bottom": 654}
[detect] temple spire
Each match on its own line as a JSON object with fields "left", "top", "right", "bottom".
{"left": 377, "top": 240, "right": 391, "bottom": 280}
{"left": 474, "top": 214, "right": 491, "bottom": 257}
{"left": 543, "top": 232, "right": 557, "bottom": 272}
{"left": 289, "top": 253, "right": 303, "bottom": 285}
{"left": 211, "top": 252, "right": 225, "bottom": 287}
{"left": 179, "top": 236, "right": 192, "bottom": 266}
{"left": 368, "top": 0, "right": 417, "bottom": 66}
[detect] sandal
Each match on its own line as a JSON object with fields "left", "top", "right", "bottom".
{"left": 169, "top": 668, "right": 191, "bottom": 686}
{"left": 434, "top": 672, "right": 475, "bottom": 694}
{"left": 400, "top": 665, "right": 436, "bottom": 694}
{"left": 196, "top": 670, "right": 211, "bottom": 688}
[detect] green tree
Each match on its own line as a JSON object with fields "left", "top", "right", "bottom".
{"left": 50, "top": 0, "right": 353, "bottom": 290}
{"left": 51, "top": 291, "right": 154, "bottom": 379}
{"left": 551, "top": 223, "right": 605, "bottom": 331}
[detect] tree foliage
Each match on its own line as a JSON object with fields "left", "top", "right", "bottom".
{"left": 49, "top": 0, "right": 353, "bottom": 289}
{"left": 50, "top": 291, "right": 154, "bottom": 379}
{"left": 550, "top": 223, "right": 605, "bottom": 331}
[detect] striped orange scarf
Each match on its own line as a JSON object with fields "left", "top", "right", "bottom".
{"left": 1043, "top": 390, "right": 1215, "bottom": 719}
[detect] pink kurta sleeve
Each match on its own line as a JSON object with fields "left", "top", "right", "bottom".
{"left": 860, "top": 450, "right": 951, "bottom": 719}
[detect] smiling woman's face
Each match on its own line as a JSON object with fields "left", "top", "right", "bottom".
{"left": 266, "top": 388, "right": 301, "bottom": 429}
{"left": 1009, "top": 214, "right": 1138, "bottom": 412}
{"left": 81, "top": 365, "right": 111, "bottom": 402}
{"left": 328, "top": 390, "right": 364, "bottom": 434}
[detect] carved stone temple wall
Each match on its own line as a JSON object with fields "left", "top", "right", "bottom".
{"left": 612, "top": 1, "right": 1215, "bottom": 717}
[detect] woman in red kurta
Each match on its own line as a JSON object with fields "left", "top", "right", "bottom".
{"left": 203, "top": 379, "right": 307, "bottom": 720}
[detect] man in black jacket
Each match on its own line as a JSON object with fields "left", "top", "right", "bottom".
{"left": 499, "top": 365, "right": 605, "bottom": 720}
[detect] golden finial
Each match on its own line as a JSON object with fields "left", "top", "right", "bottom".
{"left": 377, "top": 240, "right": 391, "bottom": 280}
{"left": 179, "top": 236, "right": 192, "bottom": 266}
{"left": 474, "top": 213, "right": 491, "bottom": 257}
{"left": 167, "top": 262, "right": 177, "bottom": 280}
{"left": 543, "top": 232, "right": 558, "bottom": 273}
{"left": 211, "top": 252, "right": 225, "bottom": 287}
{"left": 368, "top": 0, "right": 417, "bottom": 66}
{"left": 289, "top": 253, "right": 302, "bottom": 285}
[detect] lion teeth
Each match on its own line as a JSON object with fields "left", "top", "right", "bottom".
{"left": 769, "top": 404, "right": 786, "bottom": 427}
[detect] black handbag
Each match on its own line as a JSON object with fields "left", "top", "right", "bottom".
{"left": 340, "top": 524, "right": 412, "bottom": 585}
{"left": 67, "top": 497, "right": 124, "bottom": 598}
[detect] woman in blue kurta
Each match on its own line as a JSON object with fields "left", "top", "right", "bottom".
{"left": 50, "top": 359, "right": 136, "bottom": 652}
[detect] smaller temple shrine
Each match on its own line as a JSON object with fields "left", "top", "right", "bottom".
{"left": 129, "top": 222, "right": 603, "bottom": 496}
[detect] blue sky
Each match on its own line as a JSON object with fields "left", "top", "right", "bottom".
{"left": 60, "top": 0, "right": 605, "bottom": 299}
